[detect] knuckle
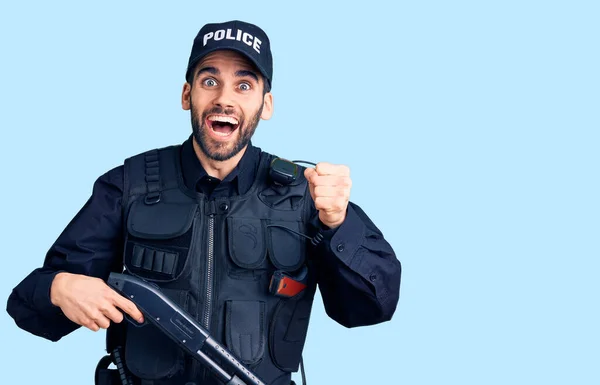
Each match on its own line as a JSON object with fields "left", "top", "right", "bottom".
{"left": 114, "top": 312, "right": 124, "bottom": 323}
{"left": 126, "top": 301, "right": 138, "bottom": 312}
{"left": 129, "top": 305, "right": 141, "bottom": 317}
{"left": 98, "top": 302, "right": 109, "bottom": 313}
{"left": 102, "top": 285, "right": 114, "bottom": 297}
{"left": 85, "top": 321, "right": 96, "bottom": 330}
{"left": 317, "top": 162, "right": 333, "bottom": 175}
{"left": 91, "top": 310, "right": 103, "bottom": 322}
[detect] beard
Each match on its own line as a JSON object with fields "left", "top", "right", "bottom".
{"left": 190, "top": 98, "right": 263, "bottom": 162}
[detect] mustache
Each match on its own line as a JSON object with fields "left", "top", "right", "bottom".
{"left": 202, "top": 106, "right": 238, "bottom": 118}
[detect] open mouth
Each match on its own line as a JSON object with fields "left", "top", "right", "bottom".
{"left": 207, "top": 115, "right": 240, "bottom": 137}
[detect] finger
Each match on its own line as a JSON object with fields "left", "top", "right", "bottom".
{"left": 101, "top": 302, "right": 125, "bottom": 324}
{"left": 308, "top": 175, "right": 351, "bottom": 188}
{"left": 313, "top": 185, "right": 350, "bottom": 199}
{"left": 82, "top": 318, "right": 101, "bottom": 332}
{"left": 90, "top": 312, "right": 112, "bottom": 329}
{"left": 314, "top": 197, "right": 346, "bottom": 213}
{"left": 112, "top": 293, "right": 144, "bottom": 323}
{"left": 315, "top": 163, "right": 350, "bottom": 176}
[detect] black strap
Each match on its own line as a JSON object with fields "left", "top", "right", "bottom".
{"left": 300, "top": 356, "right": 307, "bottom": 385}
{"left": 144, "top": 150, "right": 161, "bottom": 204}
{"left": 95, "top": 355, "right": 113, "bottom": 385}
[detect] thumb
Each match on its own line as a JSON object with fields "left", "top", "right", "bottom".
{"left": 304, "top": 168, "right": 316, "bottom": 199}
{"left": 304, "top": 168, "right": 316, "bottom": 184}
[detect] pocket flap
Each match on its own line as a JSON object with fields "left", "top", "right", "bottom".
{"left": 266, "top": 220, "right": 306, "bottom": 271}
{"left": 225, "top": 300, "right": 266, "bottom": 365}
{"left": 127, "top": 199, "right": 197, "bottom": 240}
{"left": 227, "top": 217, "right": 267, "bottom": 269}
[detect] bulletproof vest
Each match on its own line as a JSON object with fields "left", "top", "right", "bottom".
{"left": 104, "top": 145, "right": 317, "bottom": 385}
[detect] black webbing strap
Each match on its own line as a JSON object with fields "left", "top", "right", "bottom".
{"left": 144, "top": 150, "right": 161, "bottom": 204}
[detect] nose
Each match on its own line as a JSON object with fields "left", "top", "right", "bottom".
{"left": 213, "top": 86, "right": 236, "bottom": 109}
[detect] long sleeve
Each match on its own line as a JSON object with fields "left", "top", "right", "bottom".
{"left": 6, "top": 166, "right": 125, "bottom": 341}
{"left": 311, "top": 202, "right": 401, "bottom": 328}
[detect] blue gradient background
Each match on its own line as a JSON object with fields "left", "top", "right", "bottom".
{"left": 0, "top": 1, "right": 598, "bottom": 384}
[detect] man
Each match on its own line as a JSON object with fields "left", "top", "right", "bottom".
{"left": 6, "top": 20, "right": 401, "bottom": 385}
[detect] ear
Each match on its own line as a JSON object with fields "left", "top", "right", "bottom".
{"left": 181, "top": 83, "right": 191, "bottom": 110}
{"left": 260, "top": 92, "right": 273, "bottom": 120}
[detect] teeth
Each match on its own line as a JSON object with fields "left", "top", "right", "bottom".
{"left": 208, "top": 115, "right": 239, "bottom": 125}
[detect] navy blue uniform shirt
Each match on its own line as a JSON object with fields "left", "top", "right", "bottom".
{"left": 6, "top": 136, "right": 401, "bottom": 341}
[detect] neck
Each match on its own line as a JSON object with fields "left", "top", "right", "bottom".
{"left": 192, "top": 139, "right": 247, "bottom": 180}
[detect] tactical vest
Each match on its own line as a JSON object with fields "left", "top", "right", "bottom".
{"left": 99, "top": 145, "right": 318, "bottom": 385}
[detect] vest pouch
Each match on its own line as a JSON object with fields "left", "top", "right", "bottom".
{"left": 226, "top": 217, "right": 269, "bottom": 280}
{"left": 124, "top": 198, "right": 198, "bottom": 282}
{"left": 225, "top": 300, "right": 266, "bottom": 366}
{"left": 124, "top": 288, "right": 188, "bottom": 380}
{"left": 266, "top": 220, "right": 306, "bottom": 272}
{"left": 258, "top": 173, "right": 307, "bottom": 211}
{"left": 269, "top": 290, "right": 313, "bottom": 372}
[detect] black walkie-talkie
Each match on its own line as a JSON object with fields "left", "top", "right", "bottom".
{"left": 269, "top": 157, "right": 299, "bottom": 186}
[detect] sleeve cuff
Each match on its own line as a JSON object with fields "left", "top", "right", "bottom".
{"left": 32, "top": 270, "right": 65, "bottom": 317}
{"left": 327, "top": 204, "right": 366, "bottom": 268}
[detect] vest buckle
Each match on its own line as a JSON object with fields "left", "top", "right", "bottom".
{"left": 144, "top": 192, "right": 161, "bottom": 205}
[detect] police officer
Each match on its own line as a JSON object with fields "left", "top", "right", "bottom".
{"left": 6, "top": 20, "right": 401, "bottom": 385}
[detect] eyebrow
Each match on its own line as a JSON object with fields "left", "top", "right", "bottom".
{"left": 235, "top": 70, "right": 259, "bottom": 83}
{"left": 196, "top": 66, "right": 219, "bottom": 77}
{"left": 195, "top": 66, "right": 260, "bottom": 83}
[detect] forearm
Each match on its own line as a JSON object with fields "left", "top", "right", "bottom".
{"left": 313, "top": 203, "right": 402, "bottom": 327}
{"left": 6, "top": 268, "right": 79, "bottom": 341}
{"left": 5, "top": 166, "right": 125, "bottom": 341}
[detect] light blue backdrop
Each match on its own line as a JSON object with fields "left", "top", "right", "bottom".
{"left": 0, "top": 1, "right": 598, "bottom": 384}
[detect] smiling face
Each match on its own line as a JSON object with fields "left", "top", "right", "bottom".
{"left": 181, "top": 50, "right": 273, "bottom": 162}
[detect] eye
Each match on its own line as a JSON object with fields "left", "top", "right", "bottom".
{"left": 239, "top": 82, "right": 251, "bottom": 91}
{"left": 203, "top": 78, "right": 217, "bottom": 87}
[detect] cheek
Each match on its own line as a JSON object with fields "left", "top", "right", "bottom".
{"left": 190, "top": 93, "right": 212, "bottom": 111}
{"left": 242, "top": 99, "right": 264, "bottom": 118}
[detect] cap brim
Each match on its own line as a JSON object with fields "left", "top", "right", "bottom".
{"left": 186, "top": 44, "right": 271, "bottom": 88}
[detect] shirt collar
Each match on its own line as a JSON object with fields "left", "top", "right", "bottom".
{"left": 180, "top": 135, "right": 260, "bottom": 195}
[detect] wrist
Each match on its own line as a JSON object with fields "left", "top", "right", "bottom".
{"left": 321, "top": 213, "right": 346, "bottom": 230}
{"left": 50, "top": 272, "right": 70, "bottom": 307}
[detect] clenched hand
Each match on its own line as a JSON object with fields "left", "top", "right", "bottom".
{"left": 304, "top": 162, "right": 352, "bottom": 229}
{"left": 50, "top": 272, "right": 144, "bottom": 332}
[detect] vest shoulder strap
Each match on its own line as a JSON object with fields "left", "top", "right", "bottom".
{"left": 122, "top": 144, "right": 182, "bottom": 205}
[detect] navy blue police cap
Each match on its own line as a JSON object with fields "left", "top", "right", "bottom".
{"left": 186, "top": 20, "right": 273, "bottom": 89}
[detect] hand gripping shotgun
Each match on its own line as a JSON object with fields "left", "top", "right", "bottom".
{"left": 107, "top": 272, "right": 266, "bottom": 385}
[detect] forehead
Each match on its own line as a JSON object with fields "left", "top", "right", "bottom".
{"left": 197, "top": 50, "right": 257, "bottom": 72}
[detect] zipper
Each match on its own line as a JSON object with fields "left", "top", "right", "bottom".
{"left": 190, "top": 201, "right": 217, "bottom": 382}
{"left": 203, "top": 200, "right": 217, "bottom": 330}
